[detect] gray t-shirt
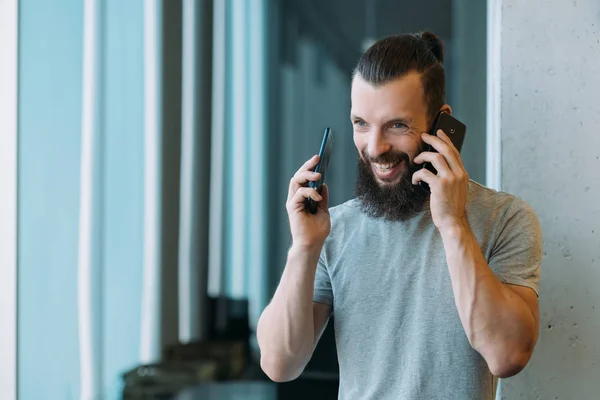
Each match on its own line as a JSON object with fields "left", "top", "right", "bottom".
{"left": 313, "top": 180, "right": 542, "bottom": 400}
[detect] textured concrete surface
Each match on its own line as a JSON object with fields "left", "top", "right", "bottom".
{"left": 499, "top": 0, "right": 600, "bottom": 398}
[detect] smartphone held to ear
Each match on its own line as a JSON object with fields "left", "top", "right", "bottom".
{"left": 305, "top": 128, "right": 333, "bottom": 214}
{"left": 419, "top": 112, "right": 467, "bottom": 192}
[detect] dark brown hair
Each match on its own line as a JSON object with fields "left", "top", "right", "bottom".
{"left": 353, "top": 32, "right": 446, "bottom": 123}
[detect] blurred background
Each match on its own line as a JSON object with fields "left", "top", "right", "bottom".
{"left": 4, "top": 0, "right": 486, "bottom": 398}
{"left": 3, "top": 0, "right": 599, "bottom": 399}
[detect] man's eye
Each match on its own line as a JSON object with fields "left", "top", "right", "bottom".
{"left": 354, "top": 120, "right": 367, "bottom": 127}
{"left": 393, "top": 122, "right": 407, "bottom": 129}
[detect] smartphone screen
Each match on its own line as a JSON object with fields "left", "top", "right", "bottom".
{"left": 419, "top": 112, "right": 466, "bottom": 192}
{"left": 305, "top": 128, "right": 333, "bottom": 214}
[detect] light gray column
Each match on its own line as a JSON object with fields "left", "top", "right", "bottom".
{"left": 78, "top": 0, "right": 104, "bottom": 397}
{"left": 486, "top": 0, "right": 501, "bottom": 190}
{"left": 0, "top": 1, "right": 19, "bottom": 398}
{"left": 140, "top": 0, "right": 163, "bottom": 364}
{"left": 497, "top": 0, "right": 600, "bottom": 398}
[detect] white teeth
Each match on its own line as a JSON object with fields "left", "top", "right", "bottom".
{"left": 373, "top": 163, "right": 397, "bottom": 172}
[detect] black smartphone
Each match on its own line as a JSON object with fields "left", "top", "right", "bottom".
{"left": 305, "top": 127, "right": 333, "bottom": 214}
{"left": 419, "top": 111, "right": 467, "bottom": 192}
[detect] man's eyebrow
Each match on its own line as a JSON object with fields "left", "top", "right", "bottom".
{"left": 350, "top": 115, "right": 415, "bottom": 125}
{"left": 350, "top": 115, "right": 413, "bottom": 123}
{"left": 385, "top": 117, "right": 413, "bottom": 125}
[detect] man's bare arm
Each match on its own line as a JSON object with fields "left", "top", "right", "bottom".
{"left": 441, "top": 222, "right": 539, "bottom": 378}
{"left": 257, "top": 246, "right": 332, "bottom": 382}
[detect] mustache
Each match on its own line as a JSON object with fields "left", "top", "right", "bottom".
{"left": 360, "top": 149, "right": 410, "bottom": 165}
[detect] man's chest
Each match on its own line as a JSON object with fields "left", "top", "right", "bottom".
{"left": 326, "top": 227, "right": 472, "bottom": 360}
{"left": 328, "top": 224, "right": 451, "bottom": 311}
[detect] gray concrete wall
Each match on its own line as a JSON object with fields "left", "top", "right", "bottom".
{"left": 499, "top": 1, "right": 600, "bottom": 398}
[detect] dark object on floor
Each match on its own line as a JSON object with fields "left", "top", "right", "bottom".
{"left": 121, "top": 362, "right": 207, "bottom": 399}
{"left": 162, "top": 296, "right": 251, "bottom": 380}
{"left": 122, "top": 296, "right": 252, "bottom": 399}
{"left": 164, "top": 340, "right": 246, "bottom": 380}
{"left": 122, "top": 296, "right": 341, "bottom": 399}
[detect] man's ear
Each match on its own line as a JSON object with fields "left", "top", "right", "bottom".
{"left": 440, "top": 104, "right": 452, "bottom": 115}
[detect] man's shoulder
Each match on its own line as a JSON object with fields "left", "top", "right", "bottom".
{"left": 467, "top": 180, "right": 538, "bottom": 228}
{"left": 321, "top": 198, "right": 364, "bottom": 249}
{"left": 329, "top": 198, "right": 361, "bottom": 220}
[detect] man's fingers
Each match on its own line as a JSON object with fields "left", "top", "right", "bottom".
{"left": 300, "top": 154, "right": 320, "bottom": 173}
{"left": 288, "top": 187, "right": 322, "bottom": 210}
{"left": 436, "top": 129, "right": 460, "bottom": 155}
{"left": 288, "top": 171, "right": 321, "bottom": 200}
{"left": 318, "top": 184, "right": 330, "bottom": 213}
{"left": 287, "top": 156, "right": 321, "bottom": 199}
{"left": 413, "top": 151, "right": 451, "bottom": 177}
{"left": 412, "top": 167, "right": 437, "bottom": 186}
{"left": 418, "top": 132, "right": 462, "bottom": 172}
{"left": 293, "top": 170, "right": 321, "bottom": 186}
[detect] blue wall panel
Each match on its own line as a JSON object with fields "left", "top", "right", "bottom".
{"left": 18, "top": 0, "right": 83, "bottom": 398}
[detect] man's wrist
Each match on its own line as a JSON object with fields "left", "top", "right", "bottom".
{"left": 288, "top": 242, "right": 323, "bottom": 265}
{"left": 438, "top": 217, "right": 471, "bottom": 242}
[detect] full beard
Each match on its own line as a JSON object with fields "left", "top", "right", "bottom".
{"left": 354, "top": 150, "right": 429, "bottom": 221}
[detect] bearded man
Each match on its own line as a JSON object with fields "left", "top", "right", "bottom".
{"left": 257, "top": 31, "right": 542, "bottom": 400}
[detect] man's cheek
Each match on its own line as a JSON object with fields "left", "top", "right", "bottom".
{"left": 357, "top": 148, "right": 370, "bottom": 163}
{"left": 400, "top": 132, "right": 424, "bottom": 154}
{"left": 352, "top": 133, "right": 365, "bottom": 153}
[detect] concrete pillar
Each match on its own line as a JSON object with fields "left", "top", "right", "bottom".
{"left": 497, "top": 0, "right": 600, "bottom": 398}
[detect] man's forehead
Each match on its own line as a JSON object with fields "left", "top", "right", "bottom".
{"left": 351, "top": 72, "right": 426, "bottom": 116}
{"left": 351, "top": 72, "right": 423, "bottom": 95}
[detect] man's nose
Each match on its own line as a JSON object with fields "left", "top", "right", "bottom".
{"left": 367, "top": 130, "right": 391, "bottom": 159}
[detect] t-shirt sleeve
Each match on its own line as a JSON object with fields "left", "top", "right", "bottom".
{"left": 488, "top": 197, "right": 543, "bottom": 295}
{"left": 313, "top": 251, "right": 334, "bottom": 307}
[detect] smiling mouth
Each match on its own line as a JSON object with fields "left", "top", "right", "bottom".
{"left": 371, "top": 160, "right": 404, "bottom": 182}
{"left": 372, "top": 162, "right": 399, "bottom": 173}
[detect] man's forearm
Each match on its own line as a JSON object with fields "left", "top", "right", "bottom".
{"left": 257, "top": 245, "right": 321, "bottom": 380}
{"left": 440, "top": 219, "right": 537, "bottom": 377}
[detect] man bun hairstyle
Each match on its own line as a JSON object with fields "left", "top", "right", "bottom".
{"left": 354, "top": 31, "right": 446, "bottom": 123}
{"left": 419, "top": 31, "right": 444, "bottom": 63}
